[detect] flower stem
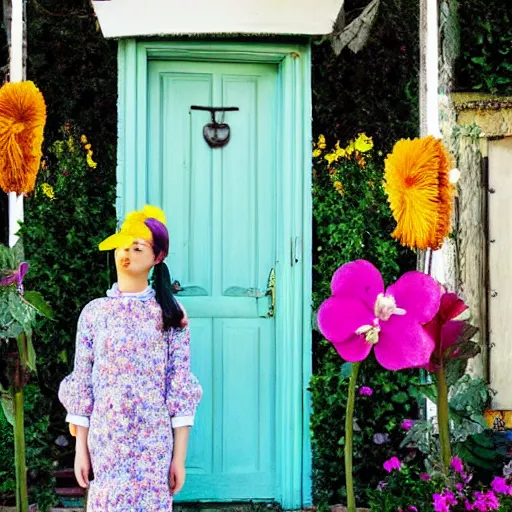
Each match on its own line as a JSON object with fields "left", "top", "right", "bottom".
{"left": 13, "top": 387, "right": 28, "bottom": 512}
{"left": 436, "top": 365, "right": 452, "bottom": 475}
{"left": 345, "top": 362, "right": 361, "bottom": 512}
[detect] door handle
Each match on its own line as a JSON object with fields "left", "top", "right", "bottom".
{"left": 258, "top": 268, "right": 275, "bottom": 318}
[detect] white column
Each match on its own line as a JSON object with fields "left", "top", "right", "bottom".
{"left": 421, "top": 0, "right": 446, "bottom": 284}
{"left": 8, "top": 0, "right": 25, "bottom": 247}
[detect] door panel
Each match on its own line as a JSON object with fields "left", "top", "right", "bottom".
{"left": 148, "top": 60, "right": 278, "bottom": 501}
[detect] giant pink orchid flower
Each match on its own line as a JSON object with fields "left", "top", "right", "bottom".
{"left": 318, "top": 260, "right": 441, "bottom": 370}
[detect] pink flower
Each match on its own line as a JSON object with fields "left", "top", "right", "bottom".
{"left": 401, "top": 419, "right": 414, "bottom": 430}
{"left": 420, "top": 472, "right": 431, "bottom": 481}
{"left": 491, "top": 476, "right": 512, "bottom": 495}
{"left": 469, "top": 490, "right": 500, "bottom": 511}
{"left": 433, "top": 490, "right": 457, "bottom": 512}
{"left": 359, "top": 386, "right": 373, "bottom": 396}
{"left": 383, "top": 456, "right": 402, "bottom": 473}
{"left": 318, "top": 260, "right": 441, "bottom": 370}
{"left": 423, "top": 291, "right": 477, "bottom": 372}
{"left": 451, "top": 457, "right": 464, "bottom": 475}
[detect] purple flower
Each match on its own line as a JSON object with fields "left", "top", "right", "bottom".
{"left": 433, "top": 490, "right": 457, "bottom": 512}
{"left": 376, "top": 480, "right": 387, "bottom": 491}
{"left": 451, "top": 456, "right": 464, "bottom": 475}
{"left": 407, "top": 507, "right": 418, "bottom": 512}
{"left": 359, "top": 386, "right": 373, "bottom": 396}
{"left": 373, "top": 433, "right": 389, "bottom": 445}
{"left": 491, "top": 476, "right": 512, "bottom": 495}
{"left": 383, "top": 456, "right": 401, "bottom": 473}
{"left": 401, "top": 419, "right": 415, "bottom": 431}
{"left": 420, "top": 472, "right": 431, "bottom": 481}
{"left": 469, "top": 490, "right": 500, "bottom": 511}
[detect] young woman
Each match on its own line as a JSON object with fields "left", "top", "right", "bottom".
{"left": 59, "top": 205, "right": 202, "bottom": 511}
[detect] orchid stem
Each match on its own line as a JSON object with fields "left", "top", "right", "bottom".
{"left": 345, "top": 362, "right": 361, "bottom": 512}
{"left": 436, "top": 365, "right": 452, "bottom": 475}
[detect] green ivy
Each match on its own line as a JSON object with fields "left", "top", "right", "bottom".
{"left": 455, "top": 0, "right": 512, "bottom": 94}
{"left": 15, "top": 128, "right": 116, "bottom": 496}
{"left": 0, "top": 385, "right": 56, "bottom": 510}
{"left": 312, "top": 0, "right": 420, "bottom": 153}
{"left": 311, "top": 138, "right": 419, "bottom": 506}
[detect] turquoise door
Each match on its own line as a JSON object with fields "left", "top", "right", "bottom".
{"left": 148, "top": 60, "right": 278, "bottom": 501}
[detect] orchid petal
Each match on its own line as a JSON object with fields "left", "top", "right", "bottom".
{"left": 386, "top": 271, "right": 441, "bottom": 324}
{"left": 441, "top": 320, "right": 466, "bottom": 351}
{"left": 334, "top": 333, "right": 373, "bottom": 363}
{"left": 331, "top": 260, "right": 384, "bottom": 311}
{"left": 318, "top": 297, "right": 373, "bottom": 343}
{"left": 438, "top": 293, "right": 468, "bottom": 323}
{"left": 375, "top": 315, "right": 435, "bottom": 370}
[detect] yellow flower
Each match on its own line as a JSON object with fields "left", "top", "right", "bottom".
{"left": 333, "top": 180, "right": 344, "bottom": 195}
{"left": 41, "top": 182, "right": 55, "bottom": 200}
{"left": 312, "top": 148, "right": 322, "bottom": 158}
{"left": 345, "top": 141, "right": 355, "bottom": 156}
{"left": 84, "top": 143, "right": 92, "bottom": 151}
{"left": 86, "top": 152, "right": 97, "bottom": 169}
{"left": 324, "top": 152, "right": 338, "bottom": 165}
{"left": 355, "top": 133, "right": 374, "bottom": 153}
{"left": 0, "top": 81, "right": 46, "bottom": 194}
{"left": 384, "top": 136, "right": 454, "bottom": 250}
{"left": 80, "top": 134, "right": 88, "bottom": 144}
{"left": 335, "top": 142, "right": 346, "bottom": 158}
{"left": 317, "top": 134, "right": 327, "bottom": 150}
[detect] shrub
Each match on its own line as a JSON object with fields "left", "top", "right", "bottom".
{"left": 310, "top": 135, "right": 419, "bottom": 506}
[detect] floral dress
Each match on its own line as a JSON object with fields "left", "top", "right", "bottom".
{"left": 58, "top": 284, "right": 202, "bottom": 511}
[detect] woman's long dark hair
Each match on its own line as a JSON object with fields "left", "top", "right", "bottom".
{"left": 145, "top": 218, "right": 184, "bottom": 330}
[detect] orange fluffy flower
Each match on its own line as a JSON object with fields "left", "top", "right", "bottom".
{"left": 0, "top": 81, "right": 46, "bottom": 194}
{"left": 384, "top": 136, "right": 454, "bottom": 251}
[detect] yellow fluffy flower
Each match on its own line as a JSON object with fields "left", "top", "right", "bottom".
{"left": 80, "top": 134, "right": 88, "bottom": 144}
{"left": 384, "top": 136, "right": 454, "bottom": 250}
{"left": 0, "top": 81, "right": 46, "bottom": 194}
{"left": 41, "top": 182, "right": 54, "bottom": 200}
{"left": 355, "top": 133, "right": 374, "bottom": 153}
{"left": 317, "top": 134, "right": 327, "bottom": 150}
{"left": 312, "top": 148, "right": 322, "bottom": 158}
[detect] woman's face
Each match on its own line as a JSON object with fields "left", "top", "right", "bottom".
{"left": 114, "top": 238, "right": 157, "bottom": 277}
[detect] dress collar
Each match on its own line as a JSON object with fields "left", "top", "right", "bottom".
{"left": 106, "top": 283, "right": 156, "bottom": 301}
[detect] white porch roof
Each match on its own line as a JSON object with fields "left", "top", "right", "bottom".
{"left": 91, "top": 0, "right": 343, "bottom": 39}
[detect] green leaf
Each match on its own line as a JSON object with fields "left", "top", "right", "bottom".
{"left": 391, "top": 391, "right": 409, "bottom": 404}
{"left": 23, "top": 291, "right": 54, "bottom": 319}
{"left": 26, "top": 332, "right": 37, "bottom": 373}
{"left": 0, "top": 394, "right": 14, "bottom": 427}
{"left": 340, "top": 362, "right": 354, "bottom": 379}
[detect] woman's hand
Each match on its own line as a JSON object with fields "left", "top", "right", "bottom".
{"left": 74, "top": 444, "right": 91, "bottom": 488}
{"left": 74, "top": 425, "right": 91, "bottom": 488}
{"left": 169, "top": 459, "right": 186, "bottom": 495}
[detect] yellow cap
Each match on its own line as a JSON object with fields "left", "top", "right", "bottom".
{"left": 99, "top": 205, "right": 166, "bottom": 251}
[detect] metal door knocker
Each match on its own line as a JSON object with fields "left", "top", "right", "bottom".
{"left": 190, "top": 106, "right": 239, "bottom": 149}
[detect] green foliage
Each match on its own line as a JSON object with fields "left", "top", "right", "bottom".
{"left": 16, "top": 128, "right": 116, "bottom": 475}
{"left": 312, "top": 0, "right": 420, "bottom": 153}
{"left": 310, "top": 138, "right": 419, "bottom": 505}
{"left": 405, "top": 375, "right": 505, "bottom": 480}
{"left": 366, "top": 463, "right": 438, "bottom": 512}
{"left": 26, "top": 0, "right": 117, "bottom": 162}
{"left": 0, "top": 385, "right": 57, "bottom": 510}
{"left": 455, "top": 0, "right": 512, "bottom": 94}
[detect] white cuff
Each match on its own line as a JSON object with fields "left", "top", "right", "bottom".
{"left": 171, "top": 416, "right": 194, "bottom": 428}
{"left": 66, "top": 414, "right": 90, "bottom": 428}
